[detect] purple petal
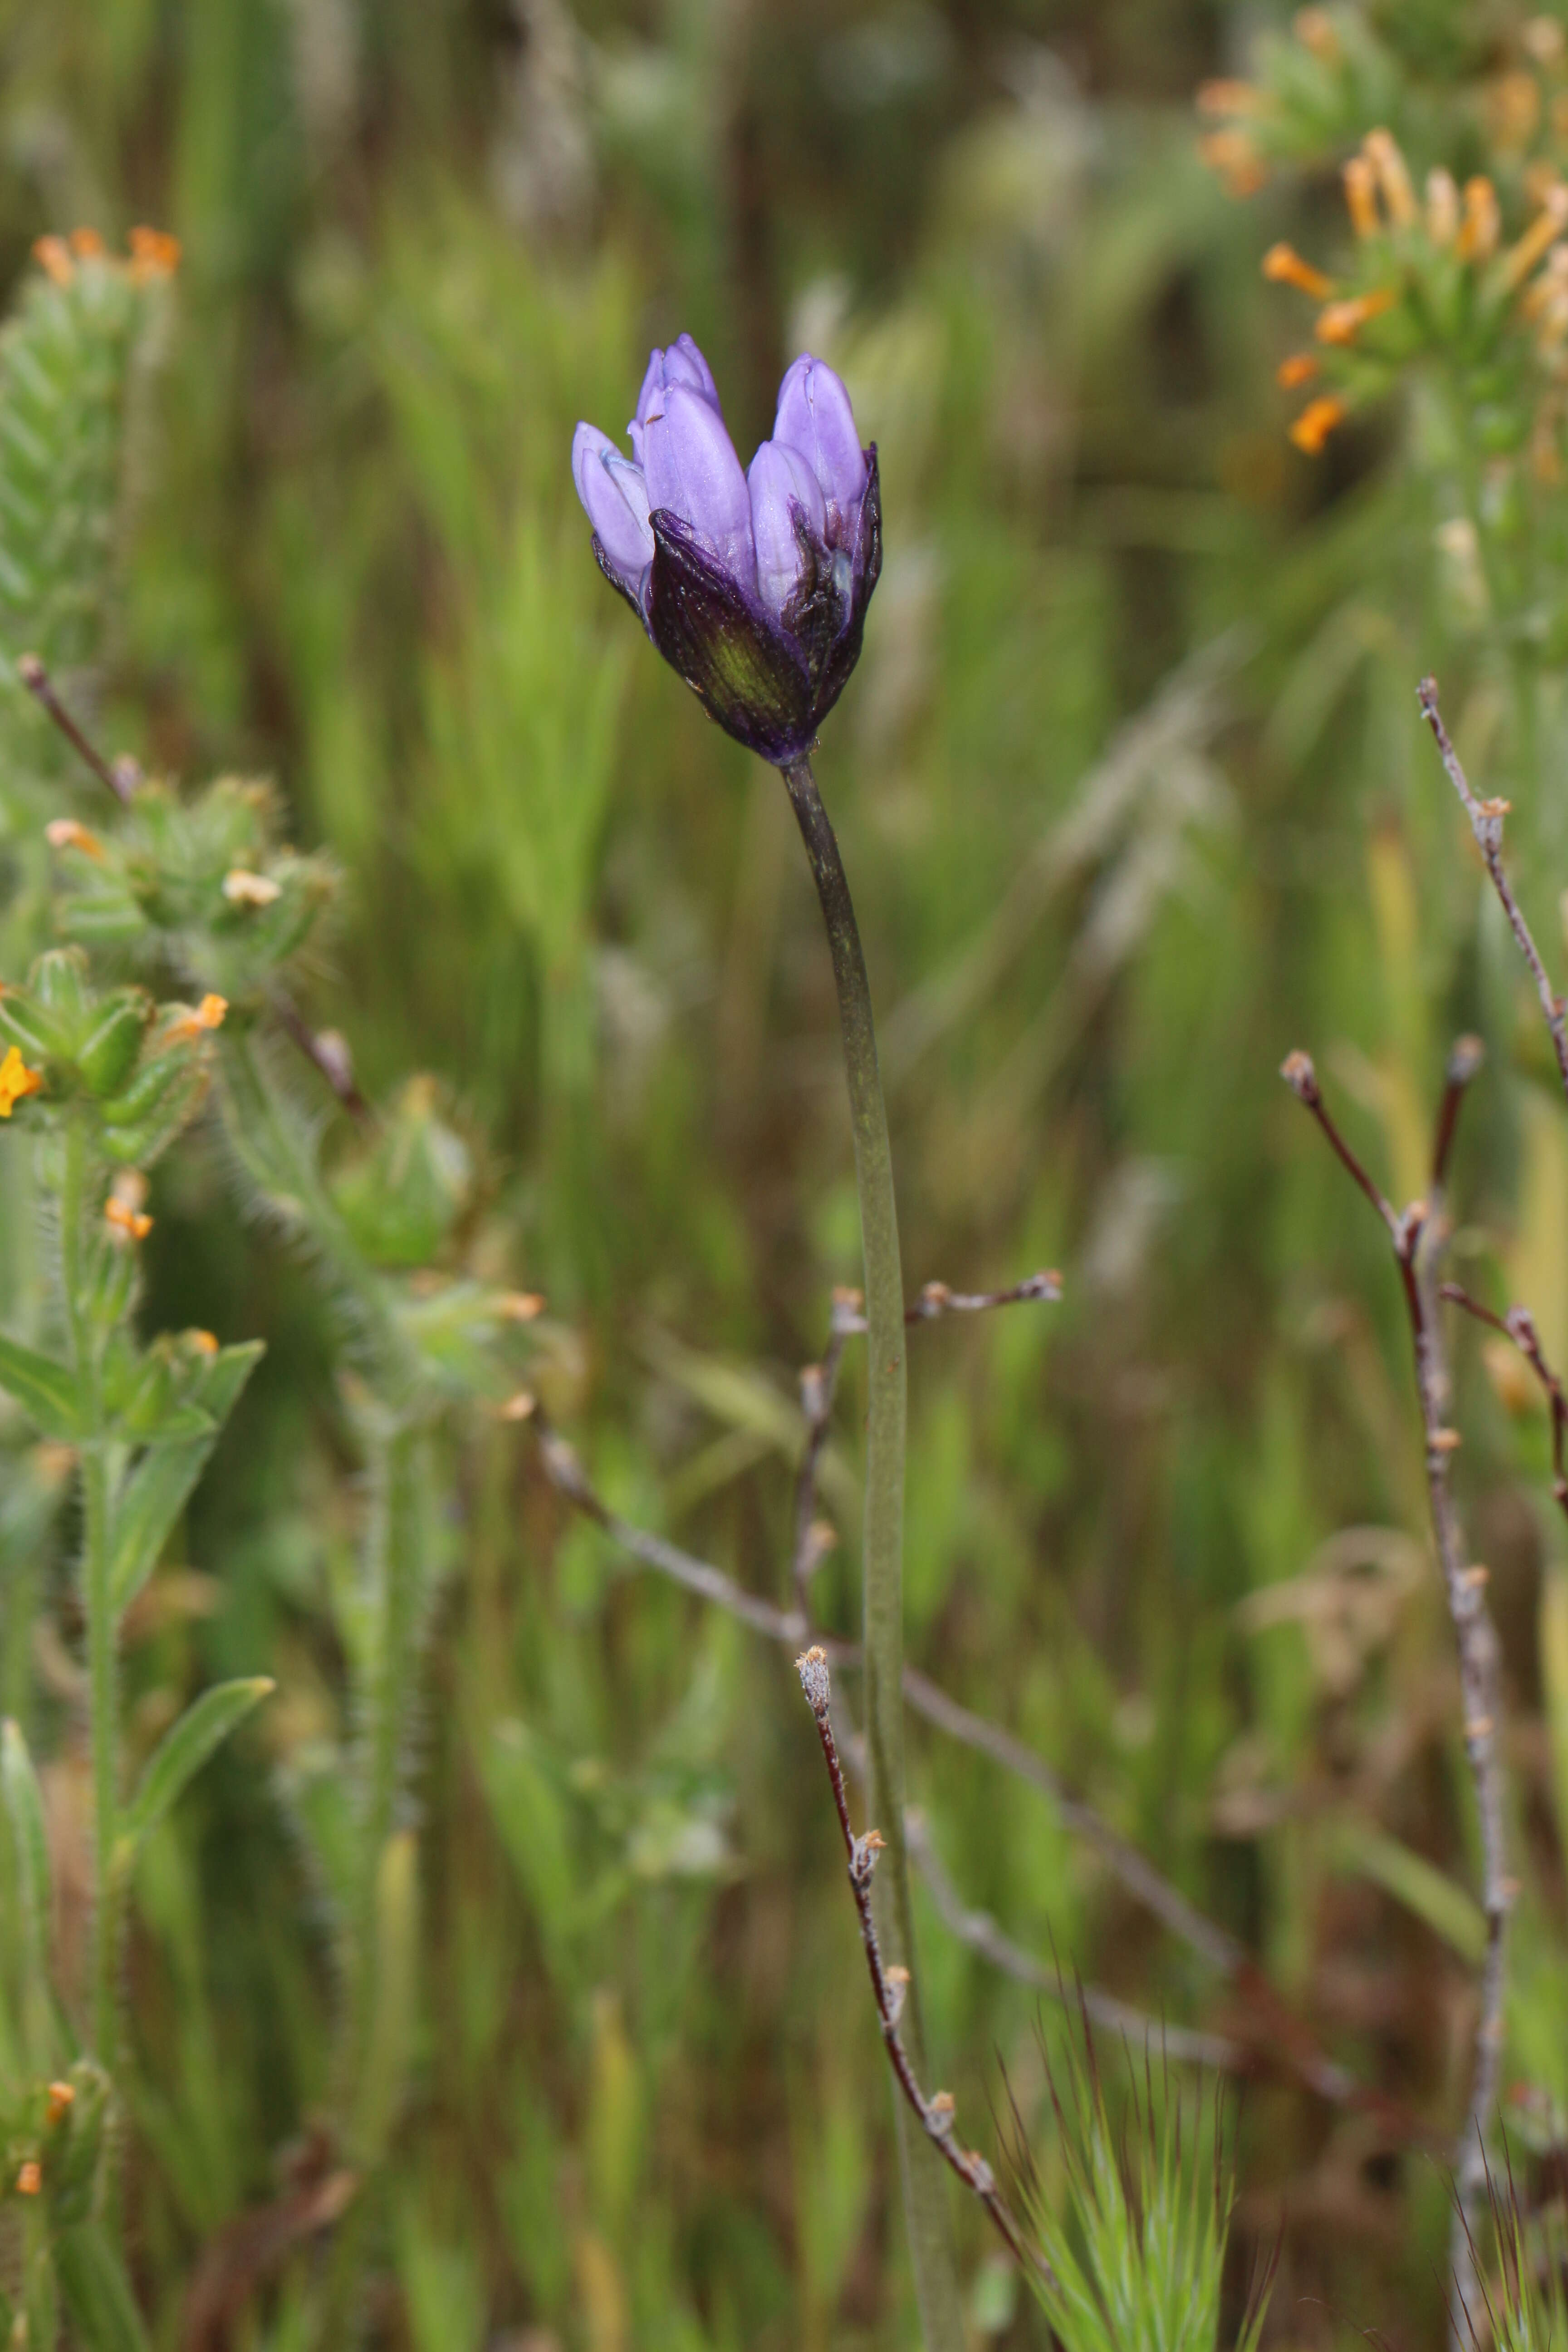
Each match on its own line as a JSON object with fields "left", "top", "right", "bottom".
{"left": 772, "top": 355, "right": 867, "bottom": 525}
{"left": 747, "top": 440, "right": 826, "bottom": 618}
{"left": 629, "top": 333, "right": 721, "bottom": 462}
{"left": 642, "top": 384, "right": 754, "bottom": 586}
{"left": 572, "top": 421, "right": 655, "bottom": 594}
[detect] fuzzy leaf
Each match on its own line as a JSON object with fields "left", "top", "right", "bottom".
{"left": 1, "top": 1715, "right": 52, "bottom": 1977}
{"left": 0, "top": 1332, "right": 82, "bottom": 1437}
{"left": 109, "top": 1342, "right": 263, "bottom": 1612}
{"left": 349, "top": 1829, "right": 420, "bottom": 2166}
{"left": 121, "top": 1677, "right": 274, "bottom": 1855}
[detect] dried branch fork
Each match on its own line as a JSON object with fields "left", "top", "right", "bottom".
{"left": 1441, "top": 1285, "right": 1568, "bottom": 1529}
{"left": 17, "top": 654, "right": 371, "bottom": 1122}
{"left": 1280, "top": 1045, "right": 1509, "bottom": 2325}
{"left": 1418, "top": 677, "right": 1568, "bottom": 1102}
{"left": 795, "top": 1644, "right": 1045, "bottom": 2278}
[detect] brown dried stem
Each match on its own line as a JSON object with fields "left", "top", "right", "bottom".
{"left": 1441, "top": 1284, "right": 1568, "bottom": 1529}
{"left": 18, "top": 651, "right": 138, "bottom": 804}
{"left": 1281, "top": 1047, "right": 1509, "bottom": 2329}
{"left": 794, "top": 1643, "right": 1044, "bottom": 2277}
{"left": 1418, "top": 676, "right": 1568, "bottom": 1104}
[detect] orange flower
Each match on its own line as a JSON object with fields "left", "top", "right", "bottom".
{"left": 1277, "top": 353, "right": 1320, "bottom": 387}
{"left": 1316, "top": 286, "right": 1397, "bottom": 344}
{"left": 128, "top": 225, "right": 181, "bottom": 282}
{"left": 222, "top": 867, "right": 281, "bottom": 908}
{"left": 1293, "top": 8, "right": 1339, "bottom": 60}
{"left": 1343, "top": 156, "right": 1380, "bottom": 239}
{"left": 1263, "top": 243, "right": 1335, "bottom": 300}
{"left": 1363, "top": 130, "right": 1417, "bottom": 228}
{"left": 32, "top": 235, "right": 72, "bottom": 287}
{"left": 1501, "top": 183, "right": 1568, "bottom": 289}
{"left": 1196, "top": 79, "right": 1262, "bottom": 116}
{"left": 44, "top": 818, "right": 103, "bottom": 860}
{"left": 1426, "top": 168, "right": 1460, "bottom": 246}
{"left": 167, "top": 992, "right": 228, "bottom": 1042}
{"left": 0, "top": 1046, "right": 44, "bottom": 1118}
{"left": 1289, "top": 395, "right": 1348, "bottom": 455}
{"left": 15, "top": 2161, "right": 40, "bottom": 2196}
{"left": 44, "top": 2082, "right": 74, "bottom": 2127}
{"left": 1199, "top": 130, "right": 1267, "bottom": 198}
{"left": 105, "top": 1196, "right": 153, "bottom": 1244}
{"left": 1457, "top": 177, "right": 1502, "bottom": 263}
{"left": 68, "top": 227, "right": 104, "bottom": 259}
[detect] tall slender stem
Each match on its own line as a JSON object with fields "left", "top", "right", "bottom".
{"left": 61, "top": 1114, "right": 119, "bottom": 2076}
{"left": 781, "top": 754, "right": 963, "bottom": 2349}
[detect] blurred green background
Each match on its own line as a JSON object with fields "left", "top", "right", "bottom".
{"left": 4, "top": 0, "right": 1568, "bottom": 2344}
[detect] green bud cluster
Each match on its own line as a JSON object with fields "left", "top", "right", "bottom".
{"left": 0, "top": 946, "right": 220, "bottom": 1164}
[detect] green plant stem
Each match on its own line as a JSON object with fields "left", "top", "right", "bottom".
{"left": 61, "top": 1115, "right": 119, "bottom": 2076}
{"left": 218, "top": 1028, "right": 419, "bottom": 1402}
{"left": 781, "top": 754, "right": 963, "bottom": 2352}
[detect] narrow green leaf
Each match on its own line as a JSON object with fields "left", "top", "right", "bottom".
{"left": 2, "top": 1714, "right": 52, "bottom": 1978}
{"left": 1332, "top": 1820, "right": 1488, "bottom": 1963}
{"left": 122, "top": 1678, "right": 274, "bottom": 1856}
{"left": 0, "top": 1332, "right": 81, "bottom": 1438}
{"left": 350, "top": 1829, "right": 419, "bottom": 2166}
{"left": 109, "top": 1341, "right": 262, "bottom": 1612}
{"left": 54, "top": 2222, "right": 152, "bottom": 2352}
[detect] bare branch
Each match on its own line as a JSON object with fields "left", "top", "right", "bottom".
{"left": 269, "top": 988, "right": 372, "bottom": 1125}
{"left": 18, "top": 652, "right": 138, "bottom": 804}
{"left": 832, "top": 1269, "right": 1063, "bottom": 1337}
{"left": 1418, "top": 676, "right": 1568, "bottom": 1107}
{"left": 795, "top": 1646, "right": 1046, "bottom": 2278}
{"left": 1283, "top": 1047, "right": 1510, "bottom": 2336}
{"left": 1442, "top": 1284, "right": 1568, "bottom": 1527}
{"left": 903, "top": 1809, "right": 1245, "bottom": 2072}
{"left": 1432, "top": 1035, "right": 1485, "bottom": 1199}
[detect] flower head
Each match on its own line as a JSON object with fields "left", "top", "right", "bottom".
{"left": 572, "top": 338, "right": 881, "bottom": 763}
{"left": 0, "top": 1045, "right": 43, "bottom": 1117}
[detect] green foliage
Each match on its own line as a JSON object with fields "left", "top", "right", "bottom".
{"left": 1014, "top": 2034, "right": 1272, "bottom": 2352}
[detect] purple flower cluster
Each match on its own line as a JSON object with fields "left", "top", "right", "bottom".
{"left": 572, "top": 337, "right": 881, "bottom": 763}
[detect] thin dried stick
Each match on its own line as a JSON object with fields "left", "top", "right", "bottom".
{"left": 832, "top": 1269, "right": 1064, "bottom": 1336}
{"left": 903, "top": 1809, "right": 1245, "bottom": 2072}
{"left": 1418, "top": 677, "right": 1568, "bottom": 1104}
{"left": 1441, "top": 1284, "right": 1568, "bottom": 1528}
{"left": 18, "top": 652, "right": 138, "bottom": 804}
{"left": 1281, "top": 1049, "right": 1509, "bottom": 2334}
{"left": 794, "top": 1644, "right": 1044, "bottom": 2276}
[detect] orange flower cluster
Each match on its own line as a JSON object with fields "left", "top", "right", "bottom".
{"left": 31, "top": 223, "right": 180, "bottom": 290}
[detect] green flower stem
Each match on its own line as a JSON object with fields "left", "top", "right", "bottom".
{"left": 60, "top": 1113, "right": 119, "bottom": 2076}
{"left": 780, "top": 754, "right": 963, "bottom": 2352}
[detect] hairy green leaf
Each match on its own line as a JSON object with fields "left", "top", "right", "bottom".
{"left": 0, "top": 1332, "right": 81, "bottom": 1437}
{"left": 122, "top": 1677, "right": 274, "bottom": 1856}
{"left": 109, "top": 1341, "right": 262, "bottom": 1612}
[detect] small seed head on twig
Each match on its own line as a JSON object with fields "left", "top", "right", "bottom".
{"left": 795, "top": 1644, "right": 832, "bottom": 1717}
{"left": 927, "top": 2091, "right": 957, "bottom": 2137}
{"left": 800, "top": 1362, "right": 827, "bottom": 1420}
{"left": 1505, "top": 1304, "right": 1539, "bottom": 1349}
{"left": 850, "top": 1828, "right": 885, "bottom": 1886}
{"left": 885, "top": 1963, "right": 910, "bottom": 2025}
{"left": 1280, "top": 1049, "right": 1319, "bottom": 1103}
{"left": 1447, "top": 1034, "right": 1485, "bottom": 1086}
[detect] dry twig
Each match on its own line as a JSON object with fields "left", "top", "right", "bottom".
{"left": 794, "top": 1643, "right": 1044, "bottom": 2276}
{"left": 1280, "top": 1045, "right": 1509, "bottom": 2332}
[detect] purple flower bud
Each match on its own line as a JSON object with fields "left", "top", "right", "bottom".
{"left": 642, "top": 384, "right": 754, "bottom": 585}
{"left": 748, "top": 440, "right": 826, "bottom": 619}
{"left": 572, "top": 334, "right": 881, "bottom": 763}
{"left": 571, "top": 423, "right": 654, "bottom": 600}
{"left": 628, "top": 333, "right": 721, "bottom": 463}
{"left": 772, "top": 356, "right": 867, "bottom": 528}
